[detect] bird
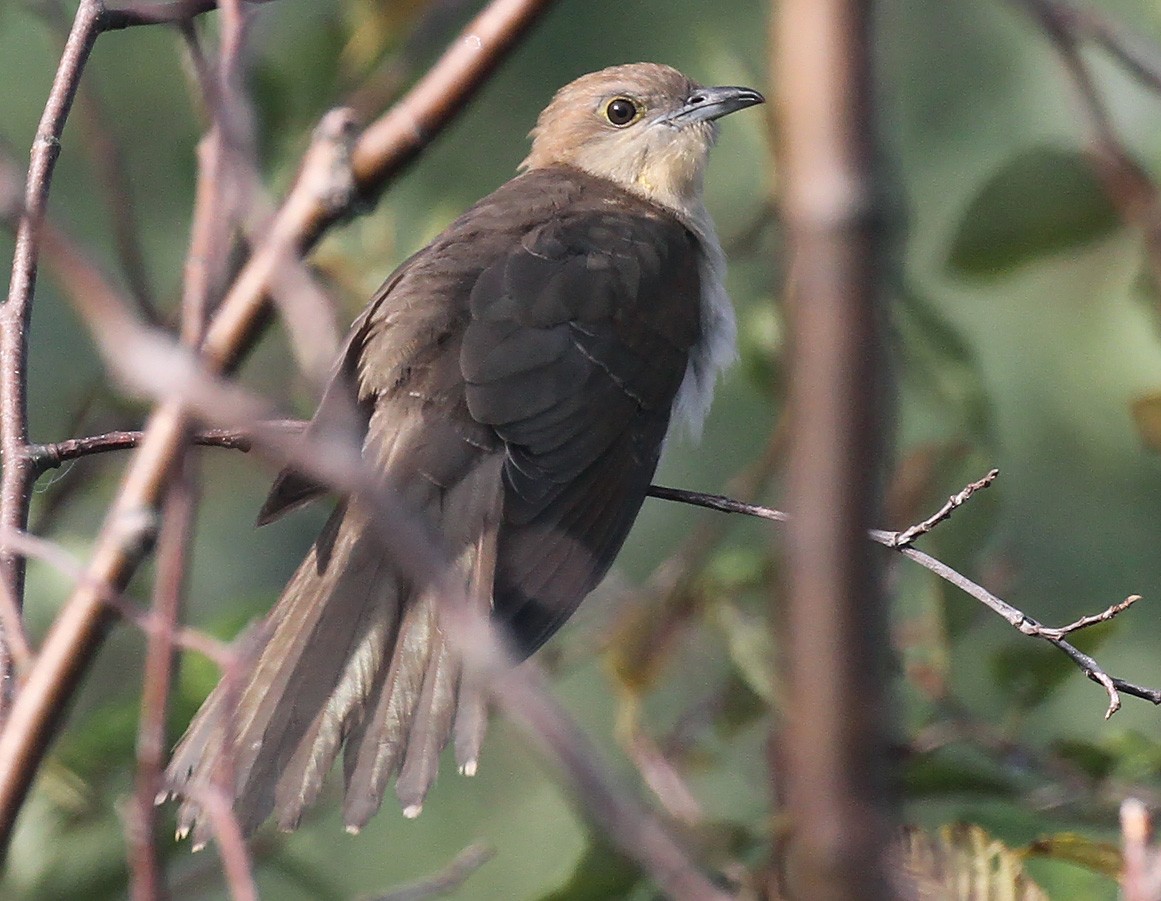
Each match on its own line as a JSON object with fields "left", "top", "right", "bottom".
{"left": 164, "top": 62, "right": 764, "bottom": 843}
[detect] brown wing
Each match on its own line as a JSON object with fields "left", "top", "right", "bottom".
{"left": 461, "top": 207, "right": 702, "bottom": 654}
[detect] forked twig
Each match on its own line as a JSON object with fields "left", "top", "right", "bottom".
{"left": 649, "top": 472, "right": 1159, "bottom": 720}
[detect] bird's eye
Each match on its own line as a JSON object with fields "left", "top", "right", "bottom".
{"left": 604, "top": 97, "right": 640, "bottom": 127}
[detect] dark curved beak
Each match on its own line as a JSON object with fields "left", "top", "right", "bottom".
{"left": 663, "top": 85, "right": 765, "bottom": 126}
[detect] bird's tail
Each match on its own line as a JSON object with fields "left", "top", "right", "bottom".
{"left": 164, "top": 493, "right": 496, "bottom": 844}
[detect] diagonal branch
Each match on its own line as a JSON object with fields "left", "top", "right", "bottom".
{"left": 648, "top": 478, "right": 1161, "bottom": 719}
{"left": 1012, "top": 0, "right": 1161, "bottom": 294}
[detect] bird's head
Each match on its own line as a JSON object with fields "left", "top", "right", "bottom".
{"left": 522, "top": 63, "right": 764, "bottom": 221}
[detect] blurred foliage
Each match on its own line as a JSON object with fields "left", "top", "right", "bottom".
{"left": 901, "top": 823, "right": 1052, "bottom": 899}
{"left": 5, "top": 0, "right": 1161, "bottom": 897}
{"left": 947, "top": 147, "right": 1121, "bottom": 278}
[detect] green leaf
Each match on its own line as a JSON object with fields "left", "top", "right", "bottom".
{"left": 948, "top": 147, "right": 1119, "bottom": 277}
{"left": 711, "top": 600, "right": 779, "bottom": 705}
{"left": 539, "top": 841, "right": 644, "bottom": 901}
{"left": 1024, "top": 833, "right": 1122, "bottom": 879}
{"left": 904, "top": 749, "right": 1019, "bottom": 799}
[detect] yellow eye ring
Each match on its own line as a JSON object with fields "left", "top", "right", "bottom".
{"left": 604, "top": 97, "right": 640, "bottom": 127}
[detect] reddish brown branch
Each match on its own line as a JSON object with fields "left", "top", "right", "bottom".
{"left": 773, "top": 0, "right": 893, "bottom": 896}
{"left": 29, "top": 427, "right": 263, "bottom": 476}
{"left": 340, "top": 0, "right": 555, "bottom": 222}
{"left": 129, "top": 465, "right": 196, "bottom": 901}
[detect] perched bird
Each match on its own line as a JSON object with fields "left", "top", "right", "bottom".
{"left": 165, "top": 62, "right": 763, "bottom": 841}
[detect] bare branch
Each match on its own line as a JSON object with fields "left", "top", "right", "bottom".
{"left": 0, "top": 527, "right": 231, "bottom": 668}
{"left": 888, "top": 468, "right": 999, "bottom": 548}
{"left": 650, "top": 481, "right": 1161, "bottom": 717}
{"left": 128, "top": 464, "right": 196, "bottom": 901}
{"left": 187, "top": 784, "right": 258, "bottom": 901}
{"left": 372, "top": 842, "right": 495, "bottom": 901}
{"left": 32, "top": 0, "right": 160, "bottom": 321}
{"left": 0, "top": 0, "right": 103, "bottom": 703}
{"left": 27, "top": 421, "right": 305, "bottom": 476}
{"left": 0, "top": 570, "right": 33, "bottom": 684}
{"left": 346, "top": 0, "right": 555, "bottom": 214}
{"left": 1038, "top": 1, "right": 1161, "bottom": 94}
{"left": 1045, "top": 594, "right": 1144, "bottom": 637}
{"left": 1012, "top": 0, "right": 1161, "bottom": 296}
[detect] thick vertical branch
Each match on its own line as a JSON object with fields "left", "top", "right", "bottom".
{"left": 0, "top": 0, "right": 103, "bottom": 706}
{"left": 773, "top": 1, "right": 895, "bottom": 899}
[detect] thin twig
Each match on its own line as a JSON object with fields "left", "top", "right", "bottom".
{"left": 888, "top": 468, "right": 999, "bottom": 547}
{"left": 370, "top": 842, "right": 495, "bottom": 901}
{"left": 178, "top": 0, "right": 252, "bottom": 345}
{"left": 29, "top": 427, "right": 264, "bottom": 475}
{"left": 0, "top": 527, "right": 231, "bottom": 668}
{"left": 1048, "top": 2, "right": 1161, "bottom": 94}
{"left": 649, "top": 480, "right": 1161, "bottom": 719}
{"left": 0, "top": 0, "right": 103, "bottom": 706}
{"left": 1013, "top": 0, "right": 1161, "bottom": 293}
{"left": 32, "top": 0, "right": 159, "bottom": 321}
{"left": 128, "top": 463, "right": 196, "bottom": 901}
{"left": 189, "top": 784, "right": 258, "bottom": 901}
{"left": 27, "top": 421, "right": 306, "bottom": 476}
{"left": 0, "top": 569, "right": 33, "bottom": 683}
{"left": 1047, "top": 594, "right": 1143, "bottom": 636}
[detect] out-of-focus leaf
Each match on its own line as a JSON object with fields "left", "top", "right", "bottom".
{"left": 1102, "top": 730, "right": 1161, "bottom": 781}
{"left": 1024, "top": 833, "right": 1122, "bottom": 879}
{"left": 947, "top": 147, "right": 1119, "bottom": 277}
{"left": 704, "top": 546, "right": 768, "bottom": 594}
{"left": 1049, "top": 738, "right": 1118, "bottom": 780}
{"left": 54, "top": 701, "right": 137, "bottom": 779}
{"left": 895, "top": 568, "right": 951, "bottom": 704}
{"left": 711, "top": 600, "right": 778, "bottom": 705}
{"left": 737, "top": 303, "right": 784, "bottom": 398}
{"left": 885, "top": 440, "right": 971, "bottom": 530}
{"left": 904, "top": 749, "right": 1019, "bottom": 799}
{"left": 989, "top": 620, "right": 1116, "bottom": 710}
{"left": 901, "top": 823, "right": 1049, "bottom": 900}
{"left": 538, "top": 841, "right": 643, "bottom": 901}
{"left": 1131, "top": 392, "right": 1161, "bottom": 452}
{"left": 715, "top": 671, "right": 767, "bottom": 738}
{"left": 896, "top": 285, "right": 994, "bottom": 441}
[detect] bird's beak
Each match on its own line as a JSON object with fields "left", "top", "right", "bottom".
{"left": 662, "top": 85, "right": 765, "bottom": 126}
